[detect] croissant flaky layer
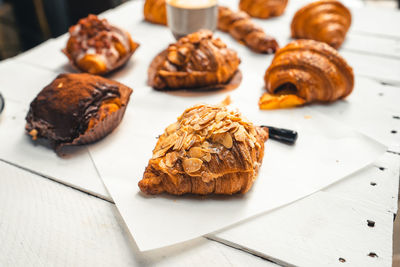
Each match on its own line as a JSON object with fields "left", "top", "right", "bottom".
{"left": 218, "top": 6, "right": 279, "bottom": 53}
{"left": 64, "top": 15, "right": 139, "bottom": 75}
{"left": 144, "top": 0, "right": 167, "bottom": 25}
{"left": 148, "top": 30, "right": 241, "bottom": 90}
{"left": 239, "top": 0, "right": 288, "bottom": 18}
{"left": 260, "top": 39, "right": 354, "bottom": 109}
{"left": 138, "top": 100, "right": 269, "bottom": 195}
{"left": 291, "top": 0, "right": 351, "bottom": 49}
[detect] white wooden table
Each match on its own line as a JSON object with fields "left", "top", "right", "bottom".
{"left": 0, "top": 0, "right": 399, "bottom": 266}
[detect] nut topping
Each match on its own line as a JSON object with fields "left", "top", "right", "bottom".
{"left": 183, "top": 158, "right": 203, "bottom": 173}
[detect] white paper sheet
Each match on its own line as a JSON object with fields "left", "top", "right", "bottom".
{"left": 89, "top": 91, "right": 386, "bottom": 251}
{"left": 0, "top": 99, "right": 108, "bottom": 198}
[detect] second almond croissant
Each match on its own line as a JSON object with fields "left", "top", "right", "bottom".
{"left": 138, "top": 99, "right": 269, "bottom": 195}
{"left": 148, "top": 30, "right": 241, "bottom": 90}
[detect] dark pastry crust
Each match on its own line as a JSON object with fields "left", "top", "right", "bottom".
{"left": 25, "top": 73, "right": 132, "bottom": 148}
{"left": 218, "top": 6, "right": 279, "bottom": 53}
{"left": 148, "top": 30, "right": 241, "bottom": 90}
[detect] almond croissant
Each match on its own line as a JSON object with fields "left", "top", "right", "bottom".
{"left": 218, "top": 6, "right": 279, "bottom": 54}
{"left": 148, "top": 30, "right": 241, "bottom": 90}
{"left": 138, "top": 99, "right": 269, "bottom": 195}
{"left": 291, "top": 0, "right": 351, "bottom": 49}
{"left": 144, "top": 0, "right": 167, "bottom": 25}
{"left": 259, "top": 39, "right": 354, "bottom": 110}
{"left": 239, "top": 0, "right": 288, "bottom": 19}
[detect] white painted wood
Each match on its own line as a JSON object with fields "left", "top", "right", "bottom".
{"left": 341, "top": 50, "right": 400, "bottom": 86}
{"left": 351, "top": 7, "right": 400, "bottom": 38}
{"left": 0, "top": 160, "right": 276, "bottom": 267}
{"left": 210, "top": 150, "right": 399, "bottom": 266}
{"left": 211, "top": 191, "right": 394, "bottom": 267}
{"left": 323, "top": 151, "right": 400, "bottom": 214}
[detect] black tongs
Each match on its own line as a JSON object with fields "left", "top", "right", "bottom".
{"left": 262, "top": 125, "right": 298, "bottom": 145}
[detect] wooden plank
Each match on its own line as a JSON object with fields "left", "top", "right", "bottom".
{"left": 210, "top": 150, "right": 399, "bottom": 266}
{"left": 351, "top": 6, "right": 400, "bottom": 39}
{"left": 0, "top": 161, "right": 276, "bottom": 267}
{"left": 211, "top": 191, "right": 394, "bottom": 267}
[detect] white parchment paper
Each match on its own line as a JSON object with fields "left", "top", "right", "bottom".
{"left": 89, "top": 92, "right": 386, "bottom": 251}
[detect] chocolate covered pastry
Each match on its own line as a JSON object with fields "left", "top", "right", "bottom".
{"left": 25, "top": 73, "right": 132, "bottom": 150}
{"left": 148, "top": 30, "right": 241, "bottom": 90}
{"left": 138, "top": 98, "right": 269, "bottom": 195}
{"left": 259, "top": 39, "right": 354, "bottom": 109}
{"left": 291, "top": 0, "right": 351, "bottom": 49}
{"left": 218, "top": 6, "right": 279, "bottom": 53}
{"left": 64, "top": 14, "right": 139, "bottom": 75}
{"left": 239, "top": 0, "right": 288, "bottom": 19}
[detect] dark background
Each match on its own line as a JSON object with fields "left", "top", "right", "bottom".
{"left": 0, "top": 0, "right": 128, "bottom": 60}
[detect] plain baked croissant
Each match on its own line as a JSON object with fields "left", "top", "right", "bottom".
{"left": 259, "top": 39, "right": 354, "bottom": 109}
{"left": 138, "top": 98, "right": 269, "bottom": 195}
{"left": 239, "top": 0, "right": 288, "bottom": 19}
{"left": 291, "top": 0, "right": 352, "bottom": 49}
{"left": 218, "top": 6, "right": 279, "bottom": 53}
{"left": 64, "top": 14, "right": 139, "bottom": 75}
{"left": 144, "top": 0, "right": 167, "bottom": 25}
{"left": 148, "top": 30, "right": 241, "bottom": 90}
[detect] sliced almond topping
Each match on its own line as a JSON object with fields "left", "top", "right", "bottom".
{"left": 202, "top": 152, "right": 212, "bottom": 162}
{"left": 166, "top": 122, "right": 178, "bottom": 134}
{"left": 234, "top": 126, "right": 247, "bottom": 142}
{"left": 213, "top": 132, "right": 233, "bottom": 149}
{"left": 188, "top": 147, "right": 205, "bottom": 158}
{"left": 165, "top": 151, "right": 179, "bottom": 167}
{"left": 182, "top": 158, "right": 203, "bottom": 174}
{"left": 215, "top": 111, "right": 227, "bottom": 122}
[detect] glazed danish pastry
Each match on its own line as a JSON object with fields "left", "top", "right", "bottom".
{"left": 239, "top": 0, "right": 288, "bottom": 19}
{"left": 64, "top": 14, "right": 139, "bottom": 75}
{"left": 144, "top": 0, "right": 167, "bottom": 25}
{"left": 25, "top": 73, "right": 132, "bottom": 150}
{"left": 291, "top": 0, "right": 351, "bottom": 49}
{"left": 218, "top": 6, "right": 279, "bottom": 53}
{"left": 148, "top": 30, "right": 241, "bottom": 90}
{"left": 259, "top": 39, "right": 354, "bottom": 109}
{"left": 138, "top": 98, "right": 269, "bottom": 195}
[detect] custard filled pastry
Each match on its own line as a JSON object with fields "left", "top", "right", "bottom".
{"left": 239, "top": 0, "right": 288, "bottom": 19}
{"left": 148, "top": 30, "right": 241, "bottom": 90}
{"left": 291, "top": 0, "right": 351, "bottom": 49}
{"left": 138, "top": 98, "right": 269, "bottom": 195}
{"left": 218, "top": 6, "right": 279, "bottom": 53}
{"left": 26, "top": 73, "right": 132, "bottom": 150}
{"left": 260, "top": 39, "right": 354, "bottom": 109}
{"left": 64, "top": 14, "right": 139, "bottom": 75}
{"left": 144, "top": 0, "right": 167, "bottom": 25}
